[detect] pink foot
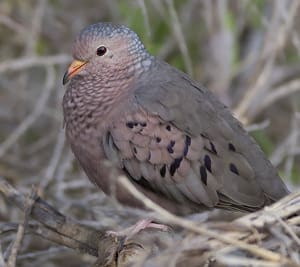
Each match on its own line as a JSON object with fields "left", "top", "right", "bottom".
{"left": 107, "top": 218, "right": 169, "bottom": 238}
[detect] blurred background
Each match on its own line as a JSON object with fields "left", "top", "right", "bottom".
{"left": 0, "top": 0, "right": 300, "bottom": 266}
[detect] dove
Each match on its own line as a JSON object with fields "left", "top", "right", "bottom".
{"left": 63, "top": 22, "right": 289, "bottom": 218}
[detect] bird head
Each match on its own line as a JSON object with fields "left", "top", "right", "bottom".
{"left": 63, "top": 22, "right": 150, "bottom": 85}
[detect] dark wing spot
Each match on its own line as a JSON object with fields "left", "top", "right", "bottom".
{"left": 167, "top": 147, "right": 174, "bottom": 154}
{"left": 140, "top": 122, "right": 147, "bottom": 127}
{"left": 169, "top": 140, "right": 175, "bottom": 147}
{"left": 156, "top": 137, "right": 161, "bottom": 143}
{"left": 204, "top": 155, "right": 212, "bottom": 173}
{"left": 186, "top": 135, "right": 191, "bottom": 146}
{"left": 200, "top": 165, "right": 207, "bottom": 185}
{"left": 229, "top": 163, "right": 239, "bottom": 175}
{"left": 123, "top": 167, "right": 157, "bottom": 194}
{"left": 169, "top": 157, "right": 183, "bottom": 176}
{"left": 160, "top": 165, "right": 167, "bottom": 177}
{"left": 183, "top": 135, "right": 191, "bottom": 156}
{"left": 134, "top": 122, "right": 138, "bottom": 126}
{"left": 167, "top": 141, "right": 175, "bottom": 154}
{"left": 228, "top": 143, "right": 236, "bottom": 151}
{"left": 133, "top": 147, "right": 137, "bottom": 154}
{"left": 126, "top": 122, "right": 134, "bottom": 129}
{"left": 210, "top": 142, "right": 217, "bottom": 155}
{"left": 166, "top": 125, "right": 171, "bottom": 131}
{"left": 138, "top": 176, "right": 152, "bottom": 189}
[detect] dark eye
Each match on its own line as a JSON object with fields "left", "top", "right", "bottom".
{"left": 96, "top": 46, "right": 107, "bottom": 56}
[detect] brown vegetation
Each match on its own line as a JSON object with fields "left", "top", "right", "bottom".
{"left": 0, "top": 1, "right": 300, "bottom": 266}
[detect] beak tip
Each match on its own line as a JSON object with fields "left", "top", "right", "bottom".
{"left": 63, "top": 59, "right": 87, "bottom": 85}
{"left": 62, "top": 71, "right": 69, "bottom": 85}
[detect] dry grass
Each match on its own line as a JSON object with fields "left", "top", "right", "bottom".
{"left": 0, "top": 1, "right": 300, "bottom": 266}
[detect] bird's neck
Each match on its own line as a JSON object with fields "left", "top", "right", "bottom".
{"left": 63, "top": 70, "right": 136, "bottom": 141}
{"left": 63, "top": 55, "right": 155, "bottom": 137}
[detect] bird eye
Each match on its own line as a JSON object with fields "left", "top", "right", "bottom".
{"left": 96, "top": 46, "right": 107, "bottom": 56}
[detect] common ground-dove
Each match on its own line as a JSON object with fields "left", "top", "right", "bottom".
{"left": 63, "top": 22, "right": 289, "bottom": 215}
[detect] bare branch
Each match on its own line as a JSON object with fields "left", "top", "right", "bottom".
{"left": 0, "top": 55, "right": 70, "bottom": 74}
{"left": 0, "top": 177, "right": 138, "bottom": 266}
{"left": 117, "top": 175, "right": 299, "bottom": 265}
{"left": 6, "top": 188, "right": 36, "bottom": 267}
{"left": 234, "top": 0, "right": 300, "bottom": 123}
{"left": 0, "top": 67, "right": 55, "bottom": 158}
{"left": 165, "top": 0, "right": 193, "bottom": 76}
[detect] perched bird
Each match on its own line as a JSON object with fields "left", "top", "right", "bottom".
{"left": 63, "top": 22, "right": 289, "bottom": 217}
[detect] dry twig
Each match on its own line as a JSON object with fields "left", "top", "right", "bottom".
{"left": 0, "top": 67, "right": 55, "bottom": 158}
{"left": 0, "top": 177, "right": 140, "bottom": 267}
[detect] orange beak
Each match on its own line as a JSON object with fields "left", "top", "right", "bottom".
{"left": 63, "top": 60, "right": 87, "bottom": 85}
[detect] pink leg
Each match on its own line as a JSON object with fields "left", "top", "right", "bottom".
{"left": 107, "top": 218, "right": 169, "bottom": 238}
{"left": 128, "top": 218, "right": 169, "bottom": 236}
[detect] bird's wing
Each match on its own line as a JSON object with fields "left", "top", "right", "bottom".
{"left": 103, "top": 60, "right": 288, "bottom": 211}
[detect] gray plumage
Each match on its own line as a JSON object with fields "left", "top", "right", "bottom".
{"left": 63, "top": 22, "right": 289, "bottom": 215}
